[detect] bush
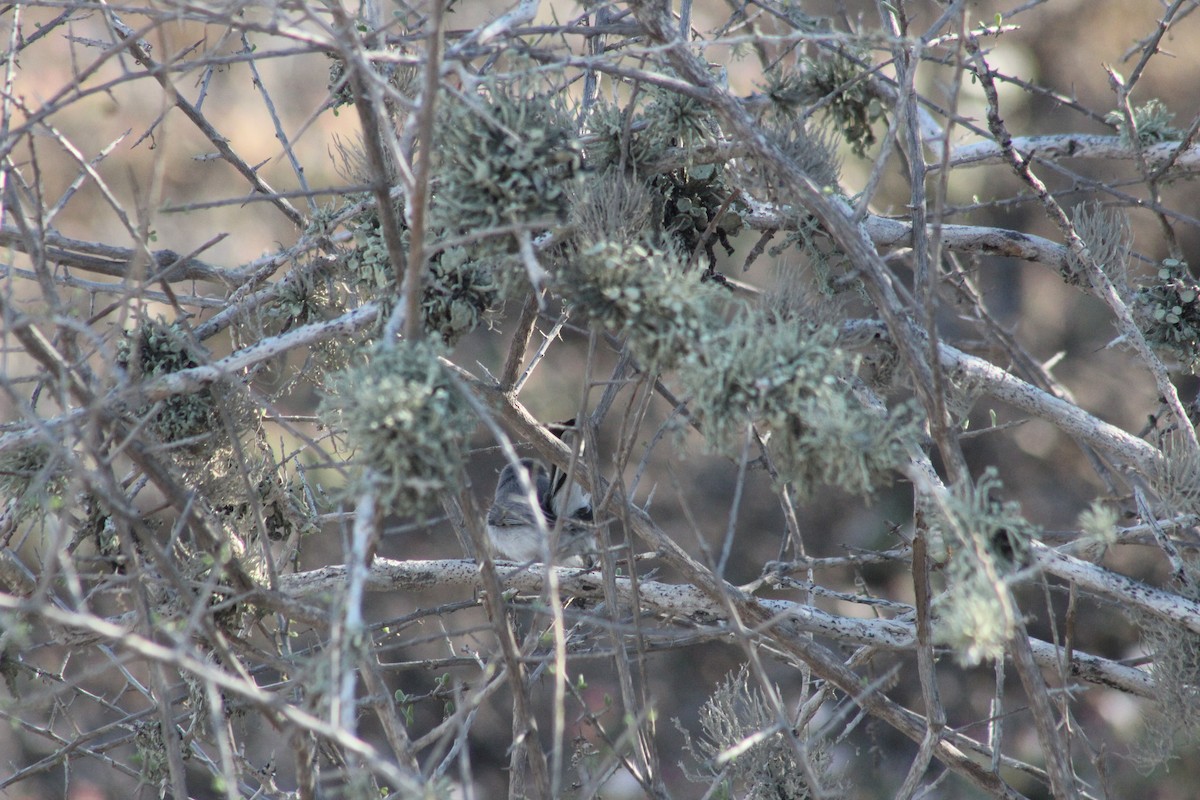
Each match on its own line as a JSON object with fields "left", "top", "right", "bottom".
{"left": 2, "top": 2, "right": 1200, "bottom": 798}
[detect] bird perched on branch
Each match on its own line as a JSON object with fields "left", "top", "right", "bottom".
{"left": 486, "top": 421, "right": 596, "bottom": 567}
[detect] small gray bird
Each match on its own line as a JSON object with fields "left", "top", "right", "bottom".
{"left": 486, "top": 457, "right": 596, "bottom": 567}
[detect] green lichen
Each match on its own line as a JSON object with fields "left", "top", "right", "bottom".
{"left": 1065, "top": 202, "right": 1132, "bottom": 288}
{"left": 321, "top": 341, "right": 474, "bottom": 516}
{"left": 568, "top": 169, "right": 655, "bottom": 248}
{"left": 1107, "top": 98, "right": 1181, "bottom": 146}
{"left": 421, "top": 246, "right": 499, "bottom": 345}
{"left": 787, "top": 50, "right": 885, "bottom": 157}
{"left": 1134, "top": 258, "right": 1200, "bottom": 373}
{"left": 680, "top": 312, "right": 921, "bottom": 497}
{"left": 339, "top": 202, "right": 498, "bottom": 345}
{"left": 643, "top": 85, "right": 719, "bottom": 152}
{"left": 555, "top": 239, "right": 719, "bottom": 369}
{"left": 582, "top": 100, "right": 665, "bottom": 173}
{"left": 652, "top": 162, "right": 745, "bottom": 269}
{"left": 1132, "top": 563, "right": 1200, "bottom": 770}
{"left": 677, "top": 665, "right": 841, "bottom": 799}
{"left": 0, "top": 443, "right": 67, "bottom": 522}
{"left": 929, "top": 470, "right": 1038, "bottom": 666}
{"left": 430, "top": 79, "right": 581, "bottom": 239}
{"left": 118, "top": 320, "right": 218, "bottom": 445}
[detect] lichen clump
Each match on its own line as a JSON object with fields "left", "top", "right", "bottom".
{"left": 321, "top": 341, "right": 474, "bottom": 515}
{"left": 643, "top": 86, "right": 718, "bottom": 151}
{"left": 580, "top": 95, "right": 745, "bottom": 269}
{"left": 340, "top": 204, "right": 498, "bottom": 345}
{"left": 0, "top": 444, "right": 66, "bottom": 522}
{"left": 430, "top": 80, "right": 581, "bottom": 238}
{"left": 928, "top": 470, "right": 1038, "bottom": 666}
{"left": 1065, "top": 202, "right": 1132, "bottom": 288}
{"left": 1106, "top": 98, "right": 1181, "bottom": 146}
{"left": 421, "top": 247, "right": 499, "bottom": 345}
{"left": 677, "top": 665, "right": 840, "bottom": 798}
{"left": 1134, "top": 258, "right": 1200, "bottom": 372}
{"left": 652, "top": 162, "right": 744, "bottom": 267}
{"left": 680, "top": 313, "right": 921, "bottom": 497}
{"left": 765, "top": 52, "right": 884, "bottom": 157}
{"left": 1131, "top": 566, "right": 1200, "bottom": 770}
{"left": 582, "top": 101, "right": 664, "bottom": 173}
{"left": 118, "top": 320, "right": 217, "bottom": 444}
{"left": 555, "top": 240, "right": 717, "bottom": 369}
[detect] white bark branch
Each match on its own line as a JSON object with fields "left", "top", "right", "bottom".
{"left": 841, "top": 319, "right": 1162, "bottom": 474}
{"left": 275, "top": 557, "right": 1154, "bottom": 698}
{"left": 948, "top": 134, "right": 1200, "bottom": 172}
{"left": 1034, "top": 542, "right": 1200, "bottom": 636}
{"left": 743, "top": 198, "right": 1071, "bottom": 272}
